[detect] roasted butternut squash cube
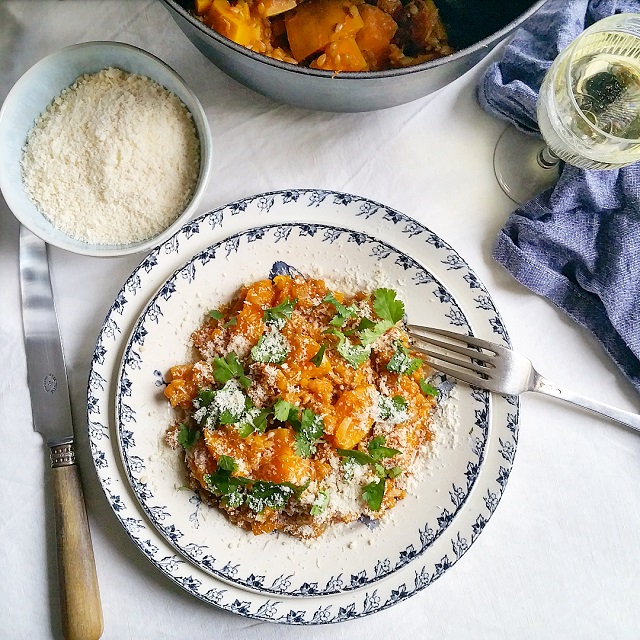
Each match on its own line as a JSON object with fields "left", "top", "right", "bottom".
{"left": 206, "top": 0, "right": 261, "bottom": 47}
{"left": 245, "top": 278, "right": 275, "bottom": 307}
{"left": 257, "top": 0, "right": 298, "bottom": 17}
{"left": 195, "top": 0, "right": 213, "bottom": 14}
{"left": 311, "top": 38, "right": 368, "bottom": 71}
{"left": 284, "top": 0, "right": 365, "bottom": 62}
{"left": 256, "top": 428, "right": 312, "bottom": 484}
{"left": 356, "top": 5, "right": 397, "bottom": 70}
{"left": 326, "top": 384, "right": 375, "bottom": 448}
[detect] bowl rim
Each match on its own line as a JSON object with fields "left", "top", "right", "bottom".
{"left": 0, "top": 40, "right": 212, "bottom": 258}
{"left": 160, "top": 0, "right": 548, "bottom": 79}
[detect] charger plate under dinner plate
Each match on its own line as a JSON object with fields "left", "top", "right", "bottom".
{"left": 89, "top": 189, "right": 519, "bottom": 622}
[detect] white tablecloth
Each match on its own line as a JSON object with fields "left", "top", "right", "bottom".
{"left": 1, "top": 2, "right": 639, "bottom": 638}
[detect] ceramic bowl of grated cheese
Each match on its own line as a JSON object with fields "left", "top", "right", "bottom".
{"left": 0, "top": 41, "right": 212, "bottom": 257}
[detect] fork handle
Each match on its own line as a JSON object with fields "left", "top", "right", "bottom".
{"left": 533, "top": 374, "right": 640, "bottom": 432}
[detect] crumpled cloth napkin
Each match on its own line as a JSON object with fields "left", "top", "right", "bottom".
{"left": 478, "top": 0, "right": 640, "bottom": 393}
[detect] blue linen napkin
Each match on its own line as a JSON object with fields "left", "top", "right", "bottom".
{"left": 478, "top": 0, "right": 640, "bottom": 393}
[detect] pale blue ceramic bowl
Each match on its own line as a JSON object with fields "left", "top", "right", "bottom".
{"left": 0, "top": 41, "right": 212, "bottom": 257}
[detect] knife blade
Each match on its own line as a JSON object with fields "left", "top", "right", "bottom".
{"left": 19, "top": 226, "right": 103, "bottom": 640}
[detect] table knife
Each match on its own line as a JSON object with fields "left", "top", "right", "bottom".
{"left": 19, "top": 226, "right": 103, "bottom": 640}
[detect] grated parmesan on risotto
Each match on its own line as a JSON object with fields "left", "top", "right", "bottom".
{"left": 163, "top": 274, "right": 443, "bottom": 539}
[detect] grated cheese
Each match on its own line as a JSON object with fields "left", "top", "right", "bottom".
{"left": 250, "top": 327, "right": 289, "bottom": 363}
{"left": 21, "top": 67, "right": 200, "bottom": 245}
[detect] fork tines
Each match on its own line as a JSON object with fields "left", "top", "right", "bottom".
{"left": 406, "top": 325, "right": 497, "bottom": 386}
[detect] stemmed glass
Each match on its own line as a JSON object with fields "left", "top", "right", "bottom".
{"left": 494, "top": 13, "right": 640, "bottom": 204}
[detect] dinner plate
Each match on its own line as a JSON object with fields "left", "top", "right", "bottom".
{"left": 89, "top": 189, "right": 519, "bottom": 622}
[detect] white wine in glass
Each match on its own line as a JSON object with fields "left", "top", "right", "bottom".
{"left": 494, "top": 13, "right": 640, "bottom": 204}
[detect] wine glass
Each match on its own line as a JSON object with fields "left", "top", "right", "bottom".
{"left": 494, "top": 13, "right": 640, "bottom": 204}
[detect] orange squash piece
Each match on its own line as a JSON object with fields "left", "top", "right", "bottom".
{"left": 284, "top": 0, "right": 365, "bottom": 62}
{"left": 356, "top": 5, "right": 397, "bottom": 70}
{"left": 194, "top": 0, "right": 213, "bottom": 14}
{"left": 257, "top": 0, "right": 298, "bottom": 17}
{"left": 310, "top": 37, "right": 368, "bottom": 71}
{"left": 326, "top": 384, "right": 375, "bottom": 449}
{"left": 205, "top": 0, "right": 264, "bottom": 47}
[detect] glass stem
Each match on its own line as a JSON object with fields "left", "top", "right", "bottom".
{"left": 537, "top": 146, "right": 560, "bottom": 170}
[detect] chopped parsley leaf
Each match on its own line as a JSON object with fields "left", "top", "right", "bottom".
{"left": 362, "top": 478, "right": 386, "bottom": 511}
{"left": 336, "top": 448, "right": 377, "bottom": 466}
{"left": 263, "top": 297, "right": 297, "bottom": 329}
{"left": 377, "top": 395, "right": 409, "bottom": 424}
{"left": 357, "top": 317, "right": 376, "bottom": 331}
{"left": 323, "top": 292, "right": 354, "bottom": 317}
{"left": 192, "top": 380, "right": 249, "bottom": 430}
{"left": 359, "top": 319, "right": 393, "bottom": 346}
{"left": 251, "top": 329, "right": 289, "bottom": 364}
{"left": 368, "top": 435, "right": 402, "bottom": 461}
{"left": 237, "top": 407, "right": 271, "bottom": 437}
{"left": 323, "top": 292, "right": 359, "bottom": 327}
{"left": 208, "top": 309, "right": 224, "bottom": 320}
{"left": 224, "top": 317, "right": 237, "bottom": 327}
{"left": 330, "top": 330, "right": 371, "bottom": 368}
{"left": 212, "top": 352, "right": 251, "bottom": 388}
{"left": 246, "top": 481, "right": 296, "bottom": 512}
{"left": 386, "top": 466, "right": 403, "bottom": 479}
{"left": 372, "top": 288, "right": 405, "bottom": 324}
{"left": 310, "top": 343, "right": 326, "bottom": 367}
{"left": 194, "top": 387, "right": 215, "bottom": 408}
{"left": 292, "top": 408, "right": 325, "bottom": 458}
{"left": 338, "top": 436, "right": 402, "bottom": 510}
{"left": 310, "top": 489, "right": 330, "bottom": 516}
{"left": 387, "top": 341, "right": 422, "bottom": 376}
{"left": 273, "top": 398, "right": 298, "bottom": 423}
{"left": 218, "top": 454, "right": 237, "bottom": 472}
{"left": 419, "top": 378, "right": 439, "bottom": 397}
{"left": 177, "top": 423, "right": 200, "bottom": 449}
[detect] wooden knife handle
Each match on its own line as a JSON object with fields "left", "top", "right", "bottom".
{"left": 51, "top": 443, "right": 104, "bottom": 640}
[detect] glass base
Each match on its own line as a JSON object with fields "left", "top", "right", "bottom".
{"left": 493, "top": 126, "right": 561, "bottom": 205}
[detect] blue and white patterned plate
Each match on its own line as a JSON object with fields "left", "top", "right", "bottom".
{"left": 89, "top": 189, "right": 519, "bottom": 623}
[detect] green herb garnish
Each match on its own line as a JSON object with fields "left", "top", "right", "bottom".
{"left": 263, "top": 297, "right": 297, "bottom": 329}
{"left": 372, "top": 288, "right": 405, "bottom": 324}
{"left": 359, "top": 319, "right": 393, "bottom": 346}
{"left": 387, "top": 341, "right": 422, "bottom": 376}
{"left": 323, "top": 292, "right": 359, "bottom": 327}
{"left": 204, "top": 456, "right": 251, "bottom": 507}
{"left": 336, "top": 448, "right": 376, "bottom": 466}
{"left": 419, "top": 378, "right": 439, "bottom": 397}
{"left": 237, "top": 407, "right": 271, "bottom": 437}
{"left": 377, "top": 395, "right": 409, "bottom": 423}
{"left": 224, "top": 317, "right": 237, "bottom": 327}
{"left": 177, "top": 423, "right": 200, "bottom": 449}
{"left": 273, "top": 398, "right": 298, "bottom": 423}
{"left": 212, "top": 352, "right": 251, "bottom": 388}
{"left": 367, "top": 435, "right": 402, "bottom": 461}
{"left": 208, "top": 309, "right": 224, "bottom": 320}
{"left": 310, "top": 343, "right": 327, "bottom": 367}
{"left": 337, "top": 436, "right": 403, "bottom": 511}
{"left": 250, "top": 329, "right": 289, "bottom": 364}
{"left": 362, "top": 478, "right": 386, "bottom": 511}
{"left": 218, "top": 454, "right": 237, "bottom": 471}
{"left": 310, "top": 489, "right": 330, "bottom": 516}
{"left": 192, "top": 380, "right": 250, "bottom": 430}
{"left": 330, "top": 330, "right": 371, "bottom": 368}
{"left": 291, "top": 408, "right": 325, "bottom": 458}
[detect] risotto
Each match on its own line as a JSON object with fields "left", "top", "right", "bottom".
{"left": 164, "top": 274, "right": 440, "bottom": 539}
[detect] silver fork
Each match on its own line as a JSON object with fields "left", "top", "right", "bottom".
{"left": 408, "top": 325, "right": 640, "bottom": 433}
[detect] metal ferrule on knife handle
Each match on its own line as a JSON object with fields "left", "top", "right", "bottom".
{"left": 51, "top": 441, "right": 76, "bottom": 468}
